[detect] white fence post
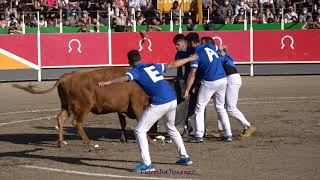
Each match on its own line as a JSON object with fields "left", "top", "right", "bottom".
{"left": 170, "top": 11, "right": 173, "bottom": 32}
{"left": 108, "top": 7, "right": 112, "bottom": 65}
{"left": 249, "top": 9, "right": 254, "bottom": 76}
{"left": 22, "top": 12, "right": 25, "bottom": 34}
{"left": 281, "top": 8, "right": 284, "bottom": 30}
{"left": 179, "top": 9, "right": 182, "bottom": 33}
{"left": 37, "top": 11, "right": 42, "bottom": 81}
{"left": 60, "top": 9, "right": 63, "bottom": 33}
{"left": 244, "top": 10, "right": 247, "bottom": 31}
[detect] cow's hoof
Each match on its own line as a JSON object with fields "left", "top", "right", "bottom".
{"left": 87, "top": 143, "right": 99, "bottom": 148}
{"left": 120, "top": 138, "right": 128, "bottom": 144}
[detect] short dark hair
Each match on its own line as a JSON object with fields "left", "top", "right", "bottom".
{"left": 186, "top": 32, "right": 200, "bottom": 44}
{"left": 201, "top": 37, "right": 214, "bottom": 45}
{"left": 127, "top": 50, "right": 141, "bottom": 65}
{"left": 173, "top": 34, "right": 186, "bottom": 44}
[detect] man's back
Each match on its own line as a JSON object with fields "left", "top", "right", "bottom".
{"left": 191, "top": 44, "right": 226, "bottom": 81}
{"left": 127, "top": 63, "right": 176, "bottom": 105}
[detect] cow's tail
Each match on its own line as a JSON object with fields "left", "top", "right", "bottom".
{"left": 12, "top": 73, "right": 71, "bottom": 94}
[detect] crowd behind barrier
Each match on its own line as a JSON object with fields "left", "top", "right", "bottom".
{"left": 1, "top": 0, "right": 320, "bottom": 34}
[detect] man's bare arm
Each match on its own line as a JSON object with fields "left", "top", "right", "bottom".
{"left": 98, "top": 75, "right": 129, "bottom": 87}
{"left": 167, "top": 54, "right": 198, "bottom": 69}
{"left": 183, "top": 69, "right": 196, "bottom": 98}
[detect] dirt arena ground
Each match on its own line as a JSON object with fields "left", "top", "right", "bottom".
{"left": 0, "top": 76, "right": 320, "bottom": 180}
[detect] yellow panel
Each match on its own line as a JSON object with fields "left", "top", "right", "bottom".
{"left": 157, "top": 0, "right": 195, "bottom": 12}
{"left": 0, "top": 53, "right": 31, "bottom": 70}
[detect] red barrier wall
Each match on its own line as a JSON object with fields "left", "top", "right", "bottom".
{"left": 0, "top": 30, "right": 319, "bottom": 70}
{"left": 41, "top": 33, "right": 109, "bottom": 66}
{"left": 254, "top": 30, "right": 320, "bottom": 62}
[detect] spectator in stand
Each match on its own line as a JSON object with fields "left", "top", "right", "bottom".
{"left": 262, "top": 8, "right": 275, "bottom": 23}
{"left": 88, "top": 0, "right": 101, "bottom": 19}
{"left": 114, "top": 10, "right": 127, "bottom": 32}
{"left": 140, "top": 0, "right": 152, "bottom": 10}
{"left": 25, "top": 12, "right": 37, "bottom": 27}
{"left": 0, "top": 14, "right": 7, "bottom": 28}
{"left": 43, "top": 0, "right": 59, "bottom": 11}
{"left": 284, "top": 5, "right": 298, "bottom": 23}
{"left": 38, "top": 14, "right": 47, "bottom": 27}
{"left": 235, "top": 0, "right": 251, "bottom": 15}
{"left": 172, "top": 0, "right": 183, "bottom": 18}
{"left": 312, "top": 2, "right": 318, "bottom": 17}
{"left": 8, "top": 21, "right": 22, "bottom": 34}
{"left": 136, "top": 12, "right": 146, "bottom": 25}
{"left": 234, "top": 8, "right": 246, "bottom": 23}
{"left": 186, "top": 18, "right": 197, "bottom": 30}
{"left": 224, "top": 8, "right": 235, "bottom": 24}
{"left": 299, "top": 6, "right": 312, "bottom": 22}
{"left": 252, "top": 8, "right": 262, "bottom": 23}
{"left": 260, "top": 0, "right": 276, "bottom": 15}
{"left": 128, "top": 0, "right": 141, "bottom": 13}
{"left": 115, "top": 0, "right": 127, "bottom": 15}
{"left": 275, "top": 0, "right": 286, "bottom": 15}
{"left": 66, "top": 10, "right": 79, "bottom": 26}
{"left": 69, "top": 0, "right": 81, "bottom": 15}
{"left": 79, "top": 10, "right": 91, "bottom": 25}
{"left": 203, "top": 0, "right": 213, "bottom": 14}
{"left": 126, "top": 14, "right": 134, "bottom": 32}
{"left": 33, "top": 0, "right": 44, "bottom": 11}
{"left": 218, "top": 0, "right": 234, "bottom": 17}
{"left": 302, "top": 15, "right": 320, "bottom": 29}
{"left": 212, "top": 0, "right": 220, "bottom": 13}
{"left": 251, "top": 0, "right": 259, "bottom": 9}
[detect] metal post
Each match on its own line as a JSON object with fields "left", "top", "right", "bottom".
{"left": 207, "top": 8, "right": 210, "bottom": 23}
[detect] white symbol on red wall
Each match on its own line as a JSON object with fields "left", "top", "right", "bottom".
{"left": 212, "top": 36, "right": 223, "bottom": 46}
{"left": 68, "top": 39, "right": 82, "bottom": 53}
{"left": 281, "top": 35, "right": 294, "bottom": 50}
{"left": 139, "top": 31, "right": 152, "bottom": 52}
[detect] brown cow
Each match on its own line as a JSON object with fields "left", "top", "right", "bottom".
{"left": 12, "top": 67, "right": 150, "bottom": 147}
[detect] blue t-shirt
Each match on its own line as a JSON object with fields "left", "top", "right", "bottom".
{"left": 175, "top": 47, "right": 195, "bottom": 80}
{"left": 190, "top": 44, "right": 226, "bottom": 81}
{"left": 220, "top": 54, "right": 238, "bottom": 75}
{"left": 126, "top": 63, "right": 176, "bottom": 105}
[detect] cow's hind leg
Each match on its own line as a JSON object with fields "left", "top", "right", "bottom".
{"left": 117, "top": 113, "right": 128, "bottom": 143}
{"left": 57, "top": 110, "right": 69, "bottom": 147}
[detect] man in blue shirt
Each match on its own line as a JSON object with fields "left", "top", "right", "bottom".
{"left": 217, "top": 45, "right": 256, "bottom": 138}
{"left": 182, "top": 32, "right": 232, "bottom": 143}
{"left": 173, "top": 34, "right": 197, "bottom": 136}
{"left": 98, "top": 50, "right": 193, "bottom": 172}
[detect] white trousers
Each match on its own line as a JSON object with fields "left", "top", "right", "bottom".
{"left": 195, "top": 77, "right": 232, "bottom": 137}
{"left": 134, "top": 100, "right": 188, "bottom": 166}
{"left": 218, "top": 73, "right": 251, "bottom": 130}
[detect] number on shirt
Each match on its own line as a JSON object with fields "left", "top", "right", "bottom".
{"left": 204, "top": 47, "right": 219, "bottom": 62}
{"left": 144, "top": 66, "right": 164, "bottom": 83}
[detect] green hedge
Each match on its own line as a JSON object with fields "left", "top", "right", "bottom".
{"left": 0, "top": 23, "right": 304, "bottom": 34}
